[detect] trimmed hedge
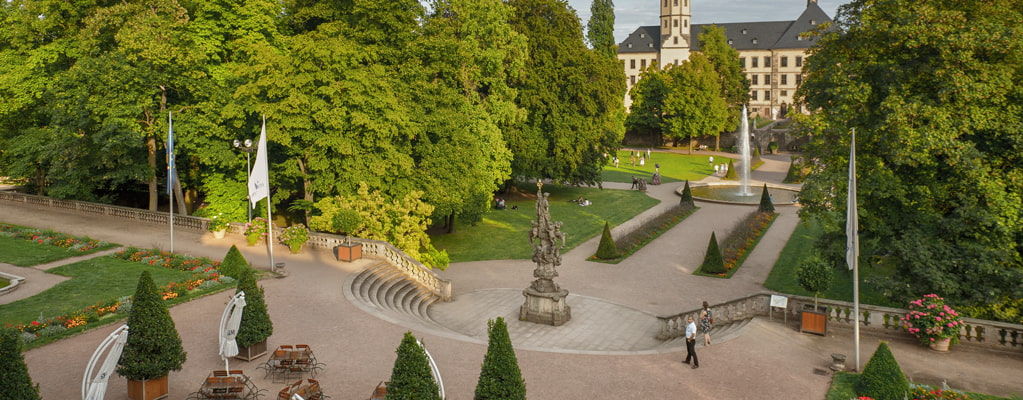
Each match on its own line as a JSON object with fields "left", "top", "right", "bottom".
{"left": 856, "top": 341, "right": 909, "bottom": 400}
{"left": 475, "top": 317, "right": 526, "bottom": 400}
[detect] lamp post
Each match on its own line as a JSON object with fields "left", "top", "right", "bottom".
{"left": 233, "top": 139, "right": 256, "bottom": 223}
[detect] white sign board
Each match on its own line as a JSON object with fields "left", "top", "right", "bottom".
{"left": 770, "top": 295, "right": 789, "bottom": 308}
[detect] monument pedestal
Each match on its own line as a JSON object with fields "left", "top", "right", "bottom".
{"left": 520, "top": 287, "right": 571, "bottom": 326}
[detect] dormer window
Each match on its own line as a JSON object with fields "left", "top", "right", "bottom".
{"left": 648, "top": 43, "right": 654, "bottom": 48}
{"left": 810, "top": 19, "right": 817, "bottom": 25}
{"left": 752, "top": 38, "right": 758, "bottom": 45}
{"left": 797, "top": 35, "right": 803, "bottom": 41}
{"left": 628, "top": 43, "right": 633, "bottom": 48}
{"left": 640, "top": 33, "right": 646, "bottom": 38}
{"left": 741, "top": 28, "right": 748, "bottom": 35}
{"left": 728, "top": 39, "right": 733, "bottom": 45}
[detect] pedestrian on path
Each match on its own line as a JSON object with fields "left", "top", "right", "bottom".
{"left": 708, "top": 155, "right": 714, "bottom": 166}
{"left": 684, "top": 316, "right": 699, "bottom": 368}
{"left": 700, "top": 301, "right": 713, "bottom": 346}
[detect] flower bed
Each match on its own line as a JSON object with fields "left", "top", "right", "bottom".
{"left": 588, "top": 204, "right": 698, "bottom": 264}
{"left": 697, "top": 210, "right": 777, "bottom": 277}
{"left": 0, "top": 223, "right": 112, "bottom": 252}
{"left": 5, "top": 248, "right": 234, "bottom": 347}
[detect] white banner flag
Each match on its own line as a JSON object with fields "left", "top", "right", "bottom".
{"left": 249, "top": 119, "right": 269, "bottom": 207}
{"left": 846, "top": 128, "right": 858, "bottom": 270}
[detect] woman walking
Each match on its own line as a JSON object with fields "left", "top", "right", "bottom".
{"left": 700, "top": 301, "right": 713, "bottom": 346}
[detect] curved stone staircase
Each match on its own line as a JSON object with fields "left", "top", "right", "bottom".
{"left": 655, "top": 318, "right": 755, "bottom": 350}
{"left": 343, "top": 261, "right": 452, "bottom": 334}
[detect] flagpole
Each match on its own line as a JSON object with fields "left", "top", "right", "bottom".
{"left": 168, "top": 112, "right": 175, "bottom": 253}
{"left": 848, "top": 127, "right": 860, "bottom": 371}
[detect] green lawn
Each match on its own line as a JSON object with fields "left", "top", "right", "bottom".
{"left": 827, "top": 371, "right": 1017, "bottom": 400}
{"left": 0, "top": 236, "right": 116, "bottom": 266}
{"left": 764, "top": 219, "right": 898, "bottom": 307}
{"left": 0, "top": 257, "right": 196, "bottom": 325}
{"left": 601, "top": 150, "right": 733, "bottom": 184}
{"left": 431, "top": 183, "right": 659, "bottom": 262}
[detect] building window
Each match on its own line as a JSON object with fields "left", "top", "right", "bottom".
{"left": 764, "top": 74, "right": 770, "bottom": 85}
{"left": 673, "top": 37, "right": 678, "bottom": 45}
{"left": 630, "top": 76, "right": 636, "bottom": 85}
{"left": 752, "top": 38, "right": 758, "bottom": 45}
{"left": 663, "top": 0, "right": 667, "bottom": 6}
{"left": 673, "top": 19, "right": 678, "bottom": 27}
{"left": 752, "top": 75, "right": 758, "bottom": 85}
{"left": 781, "top": 90, "right": 788, "bottom": 96}
{"left": 781, "top": 74, "right": 787, "bottom": 85}
{"left": 764, "top": 90, "right": 771, "bottom": 100}
{"left": 641, "top": 59, "right": 647, "bottom": 69}
{"left": 752, "top": 57, "right": 758, "bottom": 68}
{"left": 781, "top": 56, "right": 788, "bottom": 67}
{"left": 652, "top": 58, "right": 657, "bottom": 65}
{"left": 628, "top": 43, "right": 633, "bottom": 48}
{"left": 630, "top": 59, "right": 635, "bottom": 69}
{"left": 741, "top": 28, "right": 748, "bottom": 35}
{"left": 764, "top": 56, "right": 771, "bottom": 67}
{"left": 673, "top": 0, "right": 678, "bottom": 5}
{"left": 795, "top": 56, "right": 803, "bottom": 67}
{"left": 684, "top": 19, "right": 688, "bottom": 28}
{"left": 648, "top": 43, "right": 654, "bottom": 48}
{"left": 640, "top": 33, "right": 646, "bottom": 38}
{"left": 728, "top": 39, "right": 733, "bottom": 45}
{"left": 796, "top": 74, "right": 802, "bottom": 85}
{"left": 751, "top": 91, "right": 758, "bottom": 100}
{"left": 810, "top": 19, "right": 817, "bottom": 25}
{"left": 685, "top": 0, "right": 688, "bottom": 6}
{"left": 739, "top": 57, "right": 745, "bottom": 68}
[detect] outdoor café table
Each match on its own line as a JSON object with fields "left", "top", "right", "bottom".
{"left": 264, "top": 345, "right": 323, "bottom": 382}
{"left": 188, "top": 371, "right": 255, "bottom": 399}
{"left": 276, "top": 378, "right": 327, "bottom": 400}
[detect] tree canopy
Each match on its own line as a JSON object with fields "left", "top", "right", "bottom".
{"left": 794, "top": 0, "right": 1023, "bottom": 319}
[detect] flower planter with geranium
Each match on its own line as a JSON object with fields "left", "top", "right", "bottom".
{"left": 208, "top": 213, "right": 229, "bottom": 239}
{"left": 243, "top": 217, "right": 269, "bottom": 246}
{"left": 902, "top": 294, "right": 962, "bottom": 351}
{"left": 279, "top": 224, "right": 310, "bottom": 254}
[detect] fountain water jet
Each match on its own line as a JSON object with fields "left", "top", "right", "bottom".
{"left": 739, "top": 105, "right": 753, "bottom": 196}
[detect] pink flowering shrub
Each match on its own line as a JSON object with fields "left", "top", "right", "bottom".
{"left": 902, "top": 294, "right": 963, "bottom": 346}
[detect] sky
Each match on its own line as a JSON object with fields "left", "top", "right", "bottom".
{"left": 565, "top": 0, "right": 849, "bottom": 43}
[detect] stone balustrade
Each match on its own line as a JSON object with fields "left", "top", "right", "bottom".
{"left": 0, "top": 191, "right": 451, "bottom": 301}
{"left": 659, "top": 291, "right": 1023, "bottom": 353}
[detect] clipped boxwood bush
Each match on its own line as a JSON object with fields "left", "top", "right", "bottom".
{"left": 475, "top": 317, "right": 526, "bottom": 400}
{"left": 758, "top": 184, "right": 775, "bottom": 213}
{"left": 117, "top": 271, "right": 187, "bottom": 381}
{"left": 388, "top": 332, "right": 441, "bottom": 400}
{"left": 680, "top": 180, "right": 695, "bottom": 209}
{"left": 594, "top": 222, "right": 619, "bottom": 260}
{"left": 219, "top": 245, "right": 249, "bottom": 280}
{"left": 724, "top": 159, "right": 738, "bottom": 180}
{"left": 700, "top": 232, "right": 726, "bottom": 274}
{"left": 856, "top": 341, "right": 909, "bottom": 400}
{"left": 235, "top": 270, "right": 273, "bottom": 348}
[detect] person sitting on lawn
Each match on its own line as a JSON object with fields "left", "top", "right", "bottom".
{"left": 579, "top": 198, "right": 591, "bottom": 206}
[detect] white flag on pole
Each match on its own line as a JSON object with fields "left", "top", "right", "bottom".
{"left": 249, "top": 119, "right": 269, "bottom": 207}
{"left": 846, "top": 128, "right": 858, "bottom": 270}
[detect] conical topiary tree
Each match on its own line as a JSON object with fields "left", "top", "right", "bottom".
{"left": 117, "top": 271, "right": 187, "bottom": 381}
{"left": 475, "top": 317, "right": 526, "bottom": 400}
{"left": 235, "top": 270, "right": 273, "bottom": 348}
{"left": 594, "top": 222, "right": 618, "bottom": 259}
{"left": 219, "top": 245, "right": 249, "bottom": 280}
{"left": 387, "top": 332, "right": 441, "bottom": 400}
{"left": 856, "top": 341, "right": 909, "bottom": 400}
{"left": 758, "top": 184, "right": 775, "bottom": 213}
{"left": 724, "top": 159, "right": 737, "bottom": 180}
{"left": 700, "top": 232, "right": 726, "bottom": 274}
{"left": 680, "top": 180, "right": 695, "bottom": 209}
{"left": 0, "top": 329, "right": 41, "bottom": 400}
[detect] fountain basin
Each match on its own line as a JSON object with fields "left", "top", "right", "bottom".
{"left": 683, "top": 183, "right": 800, "bottom": 205}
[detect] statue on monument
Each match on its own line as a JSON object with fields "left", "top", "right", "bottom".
{"left": 520, "top": 182, "right": 571, "bottom": 325}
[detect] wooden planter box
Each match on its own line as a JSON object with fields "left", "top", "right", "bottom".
{"left": 127, "top": 375, "right": 169, "bottom": 400}
{"left": 800, "top": 304, "right": 828, "bottom": 336}
{"left": 235, "top": 340, "right": 268, "bottom": 361}
{"left": 335, "top": 243, "right": 363, "bottom": 262}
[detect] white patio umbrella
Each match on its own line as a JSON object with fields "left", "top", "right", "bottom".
{"left": 219, "top": 292, "right": 247, "bottom": 371}
{"left": 82, "top": 324, "right": 129, "bottom": 400}
{"left": 417, "top": 338, "right": 445, "bottom": 399}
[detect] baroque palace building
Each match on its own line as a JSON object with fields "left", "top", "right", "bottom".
{"left": 618, "top": 0, "right": 834, "bottom": 117}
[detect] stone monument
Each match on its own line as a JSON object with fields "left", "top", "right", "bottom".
{"left": 520, "top": 182, "right": 571, "bottom": 326}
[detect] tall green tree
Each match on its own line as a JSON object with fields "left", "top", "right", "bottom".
{"left": 387, "top": 332, "right": 441, "bottom": 400}
{"left": 586, "top": 0, "right": 616, "bottom": 59}
{"left": 507, "top": 0, "right": 624, "bottom": 186}
{"left": 662, "top": 53, "right": 729, "bottom": 149}
{"left": 475, "top": 317, "right": 526, "bottom": 400}
{"left": 0, "top": 329, "right": 41, "bottom": 400}
{"left": 625, "top": 66, "right": 670, "bottom": 145}
{"left": 117, "top": 271, "right": 187, "bottom": 381}
{"left": 698, "top": 25, "right": 750, "bottom": 149}
{"left": 794, "top": 0, "right": 1023, "bottom": 315}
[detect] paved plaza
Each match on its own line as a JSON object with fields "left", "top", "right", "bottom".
{"left": 2, "top": 152, "right": 1021, "bottom": 399}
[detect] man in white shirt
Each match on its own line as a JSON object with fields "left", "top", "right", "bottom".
{"left": 683, "top": 316, "right": 699, "bottom": 369}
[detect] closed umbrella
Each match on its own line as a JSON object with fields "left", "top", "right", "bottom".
{"left": 82, "top": 325, "right": 129, "bottom": 400}
{"left": 219, "top": 292, "right": 247, "bottom": 371}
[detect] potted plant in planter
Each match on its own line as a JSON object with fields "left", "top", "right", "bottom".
{"left": 279, "top": 224, "right": 310, "bottom": 254}
{"left": 208, "top": 213, "right": 229, "bottom": 239}
{"left": 243, "top": 217, "right": 269, "bottom": 246}
{"left": 234, "top": 269, "right": 273, "bottom": 361}
{"left": 117, "top": 271, "right": 187, "bottom": 400}
{"left": 796, "top": 250, "right": 833, "bottom": 335}
{"left": 331, "top": 209, "right": 363, "bottom": 262}
{"left": 902, "top": 294, "right": 962, "bottom": 351}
